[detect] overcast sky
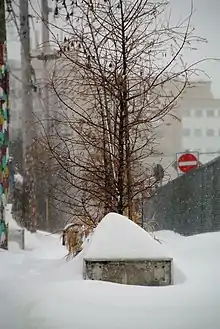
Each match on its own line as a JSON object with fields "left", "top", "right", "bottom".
{"left": 170, "top": 0, "right": 220, "bottom": 97}
{"left": 7, "top": 0, "right": 220, "bottom": 97}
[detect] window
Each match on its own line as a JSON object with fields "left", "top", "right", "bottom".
{"left": 195, "top": 109, "right": 202, "bottom": 117}
{"left": 194, "top": 129, "right": 202, "bottom": 137}
{"left": 206, "top": 129, "right": 214, "bottom": 137}
{"left": 184, "top": 109, "right": 191, "bottom": 117}
{"left": 182, "top": 128, "right": 190, "bottom": 137}
{"left": 206, "top": 109, "right": 215, "bottom": 117}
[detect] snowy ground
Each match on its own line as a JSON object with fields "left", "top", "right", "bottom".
{"left": 0, "top": 210, "right": 220, "bottom": 329}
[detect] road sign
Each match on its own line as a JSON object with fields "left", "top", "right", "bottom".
{"left": 177, "top": 152, "right": 199, "bottom": 174}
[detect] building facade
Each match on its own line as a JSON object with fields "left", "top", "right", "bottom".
{"left": 181, "top": 81, "right": 220, "bottom": 165}
{"left": 149, "top": 80, "right": 220, "bottom": 183}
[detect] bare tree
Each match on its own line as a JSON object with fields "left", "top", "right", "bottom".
{"left": 39, "top": 0, "right": 205, "bottom": 223}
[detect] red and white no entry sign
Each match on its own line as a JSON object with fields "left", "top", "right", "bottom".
{"left": 177, "top": 152, "right": 199, "bottom": 174}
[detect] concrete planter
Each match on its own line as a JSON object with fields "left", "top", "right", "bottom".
{"left": 84, "top": 258, "right": 173, "bottom": 286}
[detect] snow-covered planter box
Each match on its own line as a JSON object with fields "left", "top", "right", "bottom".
{"left": 83, "top": 213, "right": 173, "bottom": 286}
{"left": 84, "top": 258, "right": 172, "bottom": 286}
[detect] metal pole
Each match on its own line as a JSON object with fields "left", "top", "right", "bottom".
{"left": 141, "top": 193, "right": 144, "bottom": 228}
{"left": 41, "top": 0, "right": 51, "bottom": 229}
{"left": 41, "top": 0, "right": 50, "bottom": 117}
{"left": 0, "top": 0, "right": 9, "bottom": 249}
{"left": 21, "top": 228, "right": 25, "bottom": 250}
{"left": 19, "top": 0, "right": 36, "bottom": 232}
{"left": 31, "top": 2, "right": 59, "bottom": 230}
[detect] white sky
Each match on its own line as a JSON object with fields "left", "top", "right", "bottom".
{"left": 170, "top": 0, "right": 220, "bottom": 97}
{"left": 6, "top": 0, "right": 220, "bottom": 97}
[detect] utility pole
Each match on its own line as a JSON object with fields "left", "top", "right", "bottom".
{"left": 0, "top": 0, "right": 10, "bottom": 249}
{"left": 19, "top": 0, "right": 37, "bottom": 232}
{"left": 41, "top": 0, "right": 50, "bottom": 121}
{"left": 35, "top": 0, "right": 59, "bottom": 230}
{"left": 41, "top": 0, "right": 51, "bottom": 229}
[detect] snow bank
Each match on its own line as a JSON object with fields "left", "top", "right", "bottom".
{"left": 84, "top": 212, "right": 170, "bottom": 260}
{"left": 5, "top": 204, "right": 65, "bottom": 256}
{"left": 5, "top": 204, "right": 21, "bottom": 230}
{"left": 25, "top": 231, "right": 66, "bottom": 259}
{"left": 29, "top": 230, "right": 220, "bottom": 329}
{"left": 1, "top": 225, "right": 220, "bottom": 329}
{"left": 155, "top": 230, "right": 185, "bottom": 243}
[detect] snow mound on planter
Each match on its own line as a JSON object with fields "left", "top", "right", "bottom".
{"left": 84, "top": 212, "right": 171, "bottom": 260}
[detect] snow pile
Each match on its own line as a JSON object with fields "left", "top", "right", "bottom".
{"left": 25, "top": 231, "right": 66, "bottom": 259}
{"left": 5, "top": 204, "right": 21, "bottom": 230}
{"left": 5, "top": 205, "right": 66, "bottom": 256}
{"left": 0, "top": 212, "right": 220, "bottom": 329}
{"left": 29, "top": 230, "right": 220, "bottom": 329}
{"left": 155, "top": 230, "right": 186, "bottom": 244}
{"left": 84, "top": 212, "right": 170, "bottom": 260}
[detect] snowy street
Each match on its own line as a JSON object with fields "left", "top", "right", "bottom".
{"left": 0, "top": 211, "right": 220, "bottom": 329}
{"left": 2, "top": 0, "right": 220, "bottom": 327}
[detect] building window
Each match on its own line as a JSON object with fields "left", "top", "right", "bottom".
{"left": 206, "top": 109, "right": 215, "bottom": 117}
{"left": 182, "top": 128, "right": 190, "bottom": 136}
{"left": 206, "top": 129, "right": 214, "bottom": 137}
{"left": 194, "top": 129, "right": 202, "bottom": 137}
{"left": 195, "top": 109, "right": 202, "bottom": 117}
{"left": 184, "top": 109, "right": 191, "bottom": 117}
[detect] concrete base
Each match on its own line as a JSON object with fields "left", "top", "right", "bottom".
{"left": 84, "top": 258, "right": 173, "bottom": 286}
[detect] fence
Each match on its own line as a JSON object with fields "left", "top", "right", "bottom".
{"left": 143, "top": 156, "right": 220, "bottom": 236}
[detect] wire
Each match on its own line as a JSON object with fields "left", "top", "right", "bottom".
{"left": 150, "top": 151, "right": 220, "bottom": 158}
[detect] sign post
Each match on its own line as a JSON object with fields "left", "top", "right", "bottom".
{"left": 176, "top": 152, "right": 199, "bottom": 175}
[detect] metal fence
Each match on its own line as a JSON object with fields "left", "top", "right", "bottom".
{"left": 143, "top": 156, "right": 220, "bottom": 236}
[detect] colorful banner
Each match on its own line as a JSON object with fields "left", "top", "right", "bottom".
{"left": 0, "top": 42, "right": 9, "bottom": 249}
